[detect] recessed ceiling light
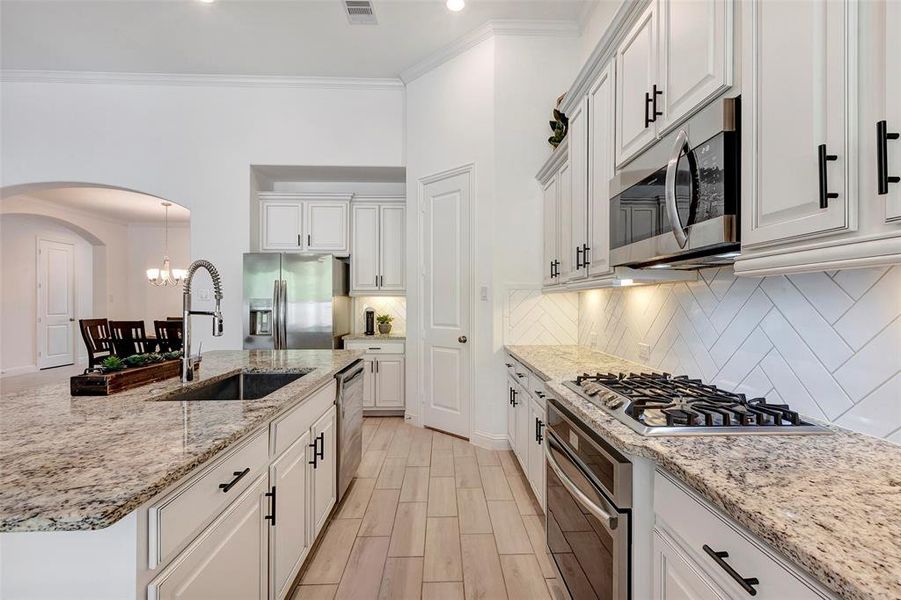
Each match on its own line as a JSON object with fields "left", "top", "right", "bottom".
{"left": 197, "top": 0, "right": 215, "bottom": 3}
{"left": 446, "top": 0, "right": 465, "bottom": 12}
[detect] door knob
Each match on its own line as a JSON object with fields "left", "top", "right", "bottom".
{"left": 69, "top": 318, "right": 75, "bottom": 322}
{"left": 458, "top": 336, "right": 467, "bottom": 344}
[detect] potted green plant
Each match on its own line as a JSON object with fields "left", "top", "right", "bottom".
{"left": 376, "top": 314, "right": 393, "bottom": 335}
{"left": 100, "top": 356, "right": 126, "bottom": 372}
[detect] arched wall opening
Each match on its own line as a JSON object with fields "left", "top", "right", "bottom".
{"left": 0, "top": 183, "right": 190, "bottom": 375}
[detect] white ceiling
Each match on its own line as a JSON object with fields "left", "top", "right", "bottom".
{"left": 0, "top": 0, "right": 594, "bottom": 78}
{"left": 2, "top": 186, "right": 191, "bottom": 224}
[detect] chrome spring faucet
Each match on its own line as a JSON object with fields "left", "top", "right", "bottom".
{"left": 182, "top": 259, "right": 224, "bottom": 382}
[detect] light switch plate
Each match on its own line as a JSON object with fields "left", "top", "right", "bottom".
{"left": 638, "top": 342, "right": 651, "bottom": 361}
{"left": 480, "top": 286, "right": 489, "bottom": 301}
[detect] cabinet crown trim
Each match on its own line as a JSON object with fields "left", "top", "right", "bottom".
{"left": 536, "top": 137, "right": 569, "bottom": 183}
{"left": 258, "top": 192, "right": 354, "bottom": 201}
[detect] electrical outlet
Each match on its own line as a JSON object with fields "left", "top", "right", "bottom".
{"left": 638, "top": 342, "right": 651, "bottom": 361}
{"left": 589, "top": 330, "right": 598, "bottom": 346}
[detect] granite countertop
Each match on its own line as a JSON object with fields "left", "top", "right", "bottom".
{"left": 0, "top": 349, "right": 364, "bottom": 533}
{"left": 342, "top": 333, "right": 406, "bottom": 341}
{"left": 506, "top": 345, "right": 901, "bottom": 600}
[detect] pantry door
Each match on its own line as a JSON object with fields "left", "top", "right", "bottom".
{"left": 37, "top": 239, "right": 75, "bottom": 369}
{"left": 420, "top": 166, "right": 472, "bottom": 439}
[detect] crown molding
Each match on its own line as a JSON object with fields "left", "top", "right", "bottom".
{"left": 400, "top": 19, "right": 580, "bottom": 84}
{"left": 0, "top": 70, "right": 405, "bottom": 91}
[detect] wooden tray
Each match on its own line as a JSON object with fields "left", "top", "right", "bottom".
{"left": 71, "top": 359, "right": 184, "bottom": 396}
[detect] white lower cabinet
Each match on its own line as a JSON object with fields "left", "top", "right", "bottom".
{"left": 654, "top": 529, "right": 726, "bottom": 600}
{"left": 310, "top": 405, "right": 337, "bottom": 537}
{"left": 269, "top": 431, "right": 311, "bottom": 600}
{"left": 148, "top": 474, "right": 269, "bottom": 600}
{"left": 148, "top": 380, "right": 340, "bottom": 600}
{"left": 654, "top": 470, "right": 833, "bottom": 600}
{"left": 504, "top": 356, "right": 546, "bottom": 511}
{"left": 346, "top": 341, "right": 405, "bottom": 412}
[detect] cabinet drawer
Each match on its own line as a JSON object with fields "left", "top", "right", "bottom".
{"left": 345, "top": 340, "right": 405, "bottom": 355}
{"left": 528, "top": 373, "right": 547, "bottom": 407}
{"left": 271, "top": 380, "right": 336, "bottom": 458}
{"left": 654, "top": 471, "right": 830, "bottom": 599}
{"left": 148, "top": 428, "right": 269, "bottom": 569}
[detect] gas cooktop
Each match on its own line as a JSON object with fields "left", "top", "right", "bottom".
{"left": 563, "top": 372, "right": 828, "bottom": 436}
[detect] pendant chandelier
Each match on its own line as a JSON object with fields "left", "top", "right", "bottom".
{"left": 146, "top": 201, "right": 187, "bottom": 286}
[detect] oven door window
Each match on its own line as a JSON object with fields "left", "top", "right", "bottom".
{"left": 546, "top": 435, "right": 629, "bottom": 600}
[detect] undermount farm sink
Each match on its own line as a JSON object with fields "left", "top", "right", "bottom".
{"left": 158, "top": 372, "right": 308, "bottom": 401}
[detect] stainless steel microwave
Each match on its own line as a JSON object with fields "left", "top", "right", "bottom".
{"left": 610, "top": 96, "right": 740, "bottom": 269}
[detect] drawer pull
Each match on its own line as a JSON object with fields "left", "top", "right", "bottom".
{"left": 218, "top": 468, "right": 250, "bottom": 493}
{"left": 516, "top": 373, "right": 526, "bottom": 379}
{"left": 702, "top": 544, "right": 760, "bottom": 596}
{"left": 368, "top": 347, "right": 381, "bottom": 350}
{"left": 505, "top": 363, "right": 514, "bottom": 368}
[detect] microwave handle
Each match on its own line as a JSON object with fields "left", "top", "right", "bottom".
{"left": 664, "top": 129, "right": 695, "bottom": 249}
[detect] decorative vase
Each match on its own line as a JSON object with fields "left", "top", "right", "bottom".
{"left": 378, "top": 322, "right": 392, "bottom": 335}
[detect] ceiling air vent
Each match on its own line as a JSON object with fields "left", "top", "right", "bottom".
{"left": 344, "top": 0, "right": 377, "bottom": 25}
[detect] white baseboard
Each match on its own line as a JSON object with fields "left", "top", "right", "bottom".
{"left": 0, "top": 365, "right": 38, "bottom": 378}
{"left": 404, "top": 412, "right": 421, "bottom": 427}
{"left": 469, "top": 430, "right": 511, "bottom": 451}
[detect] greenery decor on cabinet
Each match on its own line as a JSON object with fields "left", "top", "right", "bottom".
{"left": 376, "top": 314, "right": 393, "bottom": 335}
{"left": 548, "top": 94, "right": 569, "bottom": 148}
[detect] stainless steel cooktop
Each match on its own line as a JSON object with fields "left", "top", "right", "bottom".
{"left": 563, "top": 372, "right": 829, "bottom": 436}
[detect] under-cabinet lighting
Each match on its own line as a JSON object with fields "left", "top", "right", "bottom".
{"left": 614, "top": 279, "right": 635, "bottom": 287}
{"left": 648, "top": 263, "right": 671, "bottom": 269}
{"left": 447, "top": 0, "right": 465, "bottom": 11}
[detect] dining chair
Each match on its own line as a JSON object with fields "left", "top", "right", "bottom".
{"left": 154, "top": 320, "right": 184, "bottom": 353}
{"left": 109, "top": 320, "right": 150, "bottom": 356}
{"left": 79, "top": 319, "right": 113, "bottom": 369}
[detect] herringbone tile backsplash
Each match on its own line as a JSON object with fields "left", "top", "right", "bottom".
{"left": 578, "top": 266, "right": 901, "bottom": 441}
{"left": 353, "top": 296, "right": 406, "bottom": 335}
{"left": 505, "top": 289, "right": 579, "bottom": 345}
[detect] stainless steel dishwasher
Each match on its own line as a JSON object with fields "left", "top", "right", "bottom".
{"left": 335, "top": 359, "right": 364, "bottom": 502}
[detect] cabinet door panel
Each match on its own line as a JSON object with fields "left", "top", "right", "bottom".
{"left": 589, "top": 62, "right": 615, "bottom": 278}
{"left": 306, "top": 201, "right": 349, "bottom": 254}
{"left": 514, "top": 384, "right": 530, "bottom": 468}
{"left": 379, "top": 205, "right": 406, "bottom": 292}
{"left": 557, "top": 160, "right": 574, "bottom": 282}
{"left": 375, "top": 357, "right": 404, "bottom": 408}
{"left": 506, "top": 379, "right": 517, "bottom": 446}
{"left": 742, "top": 0, "right": 856, "bottom": 246}
{"left": 653, "top": 530, "right": 727, "bottom": 600}
{"left": 568, "top": 96, "right": 590, "bottom": 282}
{"left": 148, "top": 476, "right": 268, "bottom": 600}
{"left": 616, "top": 2, "right": 658, "bottom": 166}
{"left": 263, "top": 202, "right": 303, "bottom": 251}
{"left": 527, "top": 399, "right": 545, "bottom": 510}
{"left": 542, "top": 175, "right": 559, "bottom": 287}
{"left": 351, "top": 204, "right": 380, "bottom": 292}
{"left": 311, "top": 405, "right": 337, "bottom": 537}
{"left": 270, "top": 431, "right": 311, "bottom": 600}
{"left": 659, "top": 0, "right": 732, "bottom": 132}
{"left": 363, "top": 357, "right": 376, "bottom": 408}
{"left": 885, "top": 0, "right": 901, "bottom": 222}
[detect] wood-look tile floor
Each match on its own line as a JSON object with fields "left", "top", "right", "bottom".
{"left": 293, "top": 417, "right": 569, "bottom": 600}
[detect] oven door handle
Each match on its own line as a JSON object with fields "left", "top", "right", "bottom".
{"left": 545, "top": 438, "right": 619, "bottom": 531}
{"left": 664, "top": 128, "right": 695, "bottom": 249}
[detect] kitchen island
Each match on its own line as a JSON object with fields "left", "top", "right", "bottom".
{"left": 506, "top": 344, "right": 901, "bottom": 600}
{"left": 0, "top": 349, "right": 363, "bottom": 599}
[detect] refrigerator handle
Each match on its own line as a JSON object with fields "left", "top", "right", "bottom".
{"left": 272, "top": 279, "right": 281, "bottom": 349}
{"left": 280, "top": 280, "right": 288, "bottom": 349}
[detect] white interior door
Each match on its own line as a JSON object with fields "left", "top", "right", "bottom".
{"left": 37, "top": 239, "right": 75, "bottom": 369}
{"left": 421, "top": 169, "right": 471, "bottom": 439}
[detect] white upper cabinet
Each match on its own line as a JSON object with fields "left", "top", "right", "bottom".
{"left": 350, "top": 199, "right": 406, "bottom": 295}
{"left": 262, "top": 201, "right": 303, "bottom": 251}
{"left": 658, "top": 0, "right": 732, "bottom": 133}
{"left": 305, "top": 201, "right": 349, "bottom": 254}
{"left": 557, "top": 159, "right": 574, "bottom": 282}
{"left": 379, "top": 205, "right": 406, "bottom": 292}
{"left": 260, "top": 194, "right": 350, "bottom": 254}
{"left": 883, "top": 1, "right": 901, "bottom": 222}
{"left": 542, "top": 174, "right": 560, "bottom": 287}
{"left": 588, "top": 62, "right": 615, "bottom": 279}
{"left": 741, "top": 0, "right": 857, "bottom": 248}
{"left": 568, "top": 96, "right": 590, "bottom": 282}
{"left": 615, "top": 2, "right": 658, "bottom": 167}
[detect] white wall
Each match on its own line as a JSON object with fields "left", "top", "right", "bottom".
{"left": 0, "top": 214, "right": 94, "bottom": 372}
{"left": 1, "top": 78, "right": 406, "bottom": 351}
{"left": 579, "top": 266, "right": 901, "bottom": 441}
{"left": 578, "top": 1, "right": 621, "bottom": 65}
{"left": 405, "top": 33, "right": 580, "bottom": 442}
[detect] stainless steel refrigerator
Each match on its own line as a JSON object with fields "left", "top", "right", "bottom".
{"left": 243, "top": 253, "right": 351, "bottom": 350}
